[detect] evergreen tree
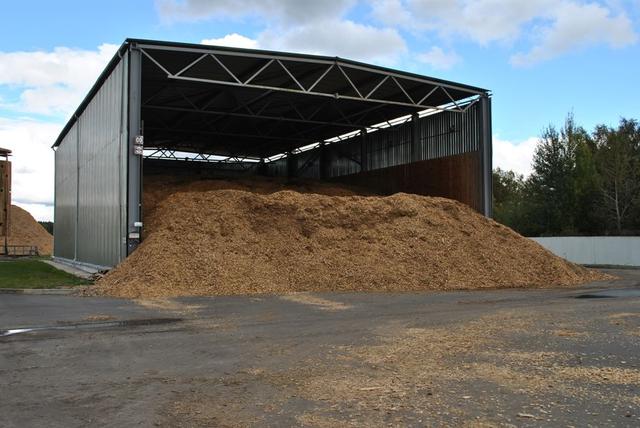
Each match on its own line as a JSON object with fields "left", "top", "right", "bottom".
{"left": 594, "top": 119, "right": 640, "bottom": 233}
{"left": 528, "top": 114, "right": 582, "bottom": 234}
{"left": 492, "top": 168, "right": 526, "bottom": 232}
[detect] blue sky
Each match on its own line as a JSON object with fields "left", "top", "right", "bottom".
{"left": 0, "top": 0, "right": 639, "bottom": 220}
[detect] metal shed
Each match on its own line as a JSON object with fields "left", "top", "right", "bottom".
{"left": 52, "top": 38, "right": 492, "bottom": 269}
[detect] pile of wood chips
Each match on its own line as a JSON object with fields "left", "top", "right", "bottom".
{"left": 94, "top": 176, "right": 608, "bottom": 298}
{"left": 1, "top": 205, "right": 53, "bottom": 255}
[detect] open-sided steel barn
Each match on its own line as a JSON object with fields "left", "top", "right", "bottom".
{"left": 52, "top": 38, "right": 492, "bottom": 269}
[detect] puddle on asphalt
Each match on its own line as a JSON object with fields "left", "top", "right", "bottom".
{"left": 574, "top": 294, "right": 615, "bottom": 299}
{"left": 0, "top": 318, "right": 182, "bottom": 337}
{"left": 573, "top": 289, "right": 640, "bottom": 299}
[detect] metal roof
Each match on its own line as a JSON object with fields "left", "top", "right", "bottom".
{"left": 53, "top": 38, "right": 489, "bottom": 157}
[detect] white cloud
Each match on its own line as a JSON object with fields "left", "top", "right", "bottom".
{"left": 417, "top": 46, "right": 461, "bottom": 70}
{"left": 0, "top": 43, "right": 119, "bottom": 221}
{"left": 371, "top": 0, "right": 413, "bottom": 26}
{"left": 511, "top": 1, "right": 638, "bottom": 65}
{"left": 258, "top": 20, "right": 407, "bottom": 64}
{"left": 14, "top": 203, "right": 53, "bottom": 222}
{"left": 0, "top": 43, "right": 118, "bottom": 115}
{"left": 0, "top": 118, "right": 63, "bottom": 221}
{"left": 162, "top": 0, "right": 406, "bottom": 65}
{"left": 201, "top": 33, "right": 258, "bottom": 49}
{"left": 382, "top": 0, "right": 555, "bottom": 44}
{"left": 156, "top": 0, "right": 356, "bottom": 24}
{"left": 204, "top": 21, "right": 407, "bottom": 65}
{"left": 373, "top": 0, "right": 638, "bottom": 65}
{"left": 493, "top": 136, "right": 539, "bottom": 176}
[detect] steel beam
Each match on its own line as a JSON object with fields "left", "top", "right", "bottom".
{"left": 139, "top": 47, "right": 477, "bottom": 113}
{"left": 135, "top": 43, "right": 486, "bottom": 96}
{"left": 145, "top": 126, "right": 315, "bottom": 143}
{"left": 142, "top": 104, "right": 365, "bottom": 131}
{"left": 167, "top": 74, "right": 464, "bottom": 112}
{"left": 127, "top": 47, "right": 143, "bottom": 254}
{"left": 479, "top": 95, "right": 493, "bottom": 217}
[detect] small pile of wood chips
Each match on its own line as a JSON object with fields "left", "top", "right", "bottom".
{"left": 93, "top": 176, "right": 608, "bottom": 298}
{"left": 1, "top": 205, "right": 53, "bottom": 255}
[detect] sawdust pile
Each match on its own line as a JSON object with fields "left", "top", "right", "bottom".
{"left": 94, "top": 177, "right": 606, "bottom": 298}
{"left": 1, "top": 205, "right": 53, "bottom": 255}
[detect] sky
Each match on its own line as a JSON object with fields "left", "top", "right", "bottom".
{"left": 0, "top": 0, "right": 638, "bottom": 221}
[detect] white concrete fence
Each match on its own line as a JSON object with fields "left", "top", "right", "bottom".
{"left": 531, "top": 236, "right": 640, "bottom": 267}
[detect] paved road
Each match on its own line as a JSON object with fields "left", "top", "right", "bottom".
{"left": 1, "top": 269, "right": 639, "bottom": 427}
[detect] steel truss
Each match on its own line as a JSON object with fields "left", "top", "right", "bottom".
{"left": 138, "top": 44, "right": 482, "bottom": 113}
{"left": 135, "top": 41, "right": 487, "bottom": 163}
{"left": 144, "top": 148, "right": 260, "bottom": 165}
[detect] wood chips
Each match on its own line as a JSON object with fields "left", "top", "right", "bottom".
{"left": 0, "top": 205, "right": 53, "bottom": 255}
{"left": 93, "top": 176, "right": 608, "bottom": 298}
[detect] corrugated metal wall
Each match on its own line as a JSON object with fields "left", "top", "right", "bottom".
{"left": 267, "top": 101, "right": 481, "bottom": 180}
{"left": 53, "top": 123, "right": 78, "bottom": 259}
{"left": 54, "top": 56, "right": 128, "bottom": 267}
{"left": 261, "top": 101, "right": 484, "bottom": 212}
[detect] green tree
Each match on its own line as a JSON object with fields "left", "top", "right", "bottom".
{"left": 492, "top": 168, "right": 526, "bottom": 231}
{"left": 593, "top": 119, "right": 640, "bottom": 233}
{"left": 573, "top": 131, "right": 602, "bottom": 233}
{"left": 528, "top": 114, "right": 584, "bottom": 235}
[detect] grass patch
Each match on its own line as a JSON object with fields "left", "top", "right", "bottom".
{"left": 0, "top": 259, "right": 91, "bottom": 289}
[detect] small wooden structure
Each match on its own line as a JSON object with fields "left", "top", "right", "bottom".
{"left": 1, "top": 147, "right": 12, "bottom": 255}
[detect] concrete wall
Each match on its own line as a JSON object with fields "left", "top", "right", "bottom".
{"left": 531, "top": 237, "right": 640, "bottom": 267}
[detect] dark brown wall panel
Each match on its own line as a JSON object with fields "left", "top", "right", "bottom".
{"left": 332, "top": 151, "right": 482, "bottom": 213}
{"left": 0, "top": 160, "right": 11, "bottom": 236}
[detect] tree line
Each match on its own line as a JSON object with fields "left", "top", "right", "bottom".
{"left": 493, "top": 115, "right": 640, "bottom": 236}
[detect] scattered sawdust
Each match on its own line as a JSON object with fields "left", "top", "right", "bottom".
{"left": 292, "top": 311, "right": 640, "bottom": 415}
{"left": 164, "top": 308, "right": 639, "bottom": 426}
{"left": 296, "top": 413, "right": 352, "bottom": 427}
{"left": 91, "top": 177, "right": 608, "bottom": 298}
{"left": 279, "top": 293, "right": 353, "bottom": 311}
{"left": 609, "top": 312, "right": 640, "bottom": 320}
{"left": 84, "top": 314, "right": 115, "bottom": 322}
{"left": 609, "top": 312, "right": 640, "bottom": 336}
{"left": 0, "top": 205, "right": 52, "bottom": 255}
{"left": 554, "top": 329, "right": 586, "bottom": 338}
{"left": 557, "top": 366, "right": 640, "bottom": 385}
{"left": 134, "top": 298, "right": 203, "bottom": 315}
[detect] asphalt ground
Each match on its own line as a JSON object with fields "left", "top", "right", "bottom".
{"left": 1, "top": 269, "right": 639, "bottom": 427}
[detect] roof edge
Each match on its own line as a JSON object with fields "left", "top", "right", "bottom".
{"left": 52, "top": 38, "right": 491, "bottom": 149}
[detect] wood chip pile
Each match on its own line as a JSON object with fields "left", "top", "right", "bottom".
{"left": 1, "top": 205, "right": 53, "bottom": 255}
{"left": 93, "top": 176, "right": 607, "bottom": 298}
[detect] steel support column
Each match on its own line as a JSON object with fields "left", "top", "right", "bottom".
{"left": 319, "top": 143, "right": 330, "bottom": 179}
{"left": 127, "top": 47, "right": 143, "bottom": 254}
{"left": 479, "top": 95, "right": 493, "bottom": 217}
{"left": 360, "top": 129, "right": 368, "bottom": 172}
{"left": 411, "top": 112, "right": 420, "bottom": 162}
{"left": 286, "top": 151, "right": 297, "bottom": 179}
